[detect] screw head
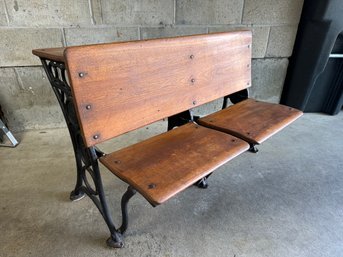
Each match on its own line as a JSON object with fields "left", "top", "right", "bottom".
{"left": 191, "top": 78, "right": 195, "bottom": 83}
{"left": 78, "top": 72, "right": 85, "bottom": 78}
{"left": 190, "top": 54, "right": 194, "bottom": 59}
{"left": 93, "top": 134, "right": 99, "bottom": 140}
{"left": 193, "top": 100, "right": 197, "bottom": 105}
{"left": 86, "top": 105, "right": 91, "bottom": 110}
{"left": 148, "top": 183, "right": 156, "bottom": 189}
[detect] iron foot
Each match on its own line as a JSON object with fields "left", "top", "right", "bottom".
{"left": 106, "top": 235, "right": 124, "bottom": 248}
{"left": 195, "top": 177, "right": 208, "bottom": 189}
{"left": 69, "top": 190, "right": 85, "bottom": 201}
{"left": 249, "top": 144, "right": 259, "bottom": 153}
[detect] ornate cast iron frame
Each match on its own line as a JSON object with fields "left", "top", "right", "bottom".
{"left": 40, "top": 58, "right": 136, "bottom": 248}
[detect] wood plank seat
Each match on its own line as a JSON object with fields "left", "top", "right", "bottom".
{"left": 100, "top": 123, "right": 249, "bottom": 206}
{"left": 198, "top": 99, "right": 303, "bottom": 145}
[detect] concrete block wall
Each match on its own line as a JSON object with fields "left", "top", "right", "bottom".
{"left": 0, "top": 0, "right": 304, "bottom": 131}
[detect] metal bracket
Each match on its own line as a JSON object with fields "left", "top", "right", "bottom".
{"left": 249, "top": 144, "right": 259, "bottom": 153}
{"left": 0, "top": 119, "right": 19, "bottom": 147}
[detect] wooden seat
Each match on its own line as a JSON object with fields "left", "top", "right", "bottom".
{"left": 100, "top": 123, "right": 249, "bottom": 206}
{"left": 198, "top": 99, "right": 303, "bottom": 145}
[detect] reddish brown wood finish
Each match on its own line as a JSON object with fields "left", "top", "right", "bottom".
{"left": 100, "top": 123, "right": 249, "bottom": 206}
{"left": 198, "top": 99, "right": 303, "bottom": 144}
{"left": 64, "top": 31, "right": 252, "bottom": 147}
{"left": 32, "top": 47, "right": 65, "bottom": 62}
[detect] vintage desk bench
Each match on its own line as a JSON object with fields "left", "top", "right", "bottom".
{"left": 32, "top": 31, "right": 302, "bottom": 248}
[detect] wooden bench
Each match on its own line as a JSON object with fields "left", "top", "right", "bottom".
{"left": 32, "top": 31, "right": 302, "bottom": 248}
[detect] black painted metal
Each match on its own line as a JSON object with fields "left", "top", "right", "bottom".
{"left": 248, "top": 144, "right": 259, "bottom": 153}
{"left": 227, "top": 89, "right": 249, "bottom": 105}
{"left": 167, "top": 110, "right": 193, "bottom": 130}
{"left": 281, "top": 0, "right": 343, "bottom": 114}
{"left": 119, "top": 186, "right": 137, "bottom": 234}
{"left": 40, "top": 59, "right": 135, "bottom": 248}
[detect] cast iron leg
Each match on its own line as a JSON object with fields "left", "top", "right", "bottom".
{"left": 195, "top": 177, "right": 208, "bottom": 189}
{"left": 118, "top": 186, "right": 137, "bottom": 234}
{"left": 249, "top": 144, "right": 259, "bottom": 153}
{"left": 69, "top": 147, "right": 86, "bottom": 201}
{"left": 195, "top": 173, "right": 213, "bottom": 189}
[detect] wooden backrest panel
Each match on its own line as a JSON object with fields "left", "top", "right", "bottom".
{"left": 64, "top": 31, "right": 252, "bottom": 147}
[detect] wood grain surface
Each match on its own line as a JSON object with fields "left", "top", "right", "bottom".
{"left": 64, "top": 31, "right": 252, "bottom": 146}
{"left": 32, "top": 47, "right": 65, "bottom": 62}
{"left": 198, "top": 99, "right": 303, "bottom": 144}
{"left": 100, "top": 123, "right": 249, "bottom": 206}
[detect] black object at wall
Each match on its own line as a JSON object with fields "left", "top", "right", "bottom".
{"left": 281, "top": 0, "right": 343, "bottom": 115}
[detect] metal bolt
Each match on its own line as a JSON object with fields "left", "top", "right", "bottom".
{"left": 193, "top": 100, "right": 197, "bottom": 105}
{"left": 190, "top": 54, "right": 194, "bottom": 59}
{"left": 78, "top": 72, "right": 85, "bottom": 78}
{"left": 148, "top": 183, "right": 156, "bottom": 189}
{"left": 93, "top": 134, "right": 99, "bottom": 140}
{"left": 86, "top": 105, "right": 91, "bottom": 110}
{"left": 191, "top": 78, "right": 195, "bottom": 83}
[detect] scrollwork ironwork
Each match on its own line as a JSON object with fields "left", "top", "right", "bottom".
{"left": 40, "top": 58, "right": 135, "bottom": 248}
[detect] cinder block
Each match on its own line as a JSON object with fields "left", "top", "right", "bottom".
{"left": 0, "top": 67, "right": 65, "bottom": 131}
{"left": 176, "top": 0, "right": 244, "bottom": 25}
{"left": 90, "top": 0, "right": 102, "bottom": 25}
{"left": 65, "top": 27, "right": 138, "bottom": 46}
{"left": 243, "top": 0, "right": 304, "bottom": 25}
{"left": 0, "top": 68, "right": 19, "bottom": 114}
{"left": 266, "top": 26, "right": 298, "bottom": 58}
{"left": 5, "top": 0, "right": 94, "bottom": 26}
{"left": 209, "top": 26, "right": 270, "bottom": 58}
{"left": 250, "top": 58, "right": 289, "bottom": 103}
{"left": 102, "top": 0, "right": 174, "bottom": 26}
{"left": 0, "top": 1, "right": 7, "bottom": 25}
{"left": 0, "top": 28, "right": 63, "bottom": 67}
{"left": 141, "top": 26, "right": 207, "bottom": 39}
{"left": 192, "top": 99, "right": 223, "bottom": 117}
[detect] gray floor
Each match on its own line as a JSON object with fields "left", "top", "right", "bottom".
{"left": 1, "top": 112, "right": 343, "bottom": 257}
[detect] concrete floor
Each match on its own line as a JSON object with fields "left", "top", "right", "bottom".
{"left": 0, "top": 112, "right": 343, "bottom": 257}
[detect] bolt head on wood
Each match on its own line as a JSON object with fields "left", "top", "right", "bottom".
{"left": 86, "top": 105, "right": 91, "bottom": 110}
{"left": 78, "top": 72, "right": 85, "bottom": 78}
{"left": 148, "top": 183, "right": 156, "bottom": 189}
{"left": 93, "top": 134, "right": 99, "bottom": 139}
